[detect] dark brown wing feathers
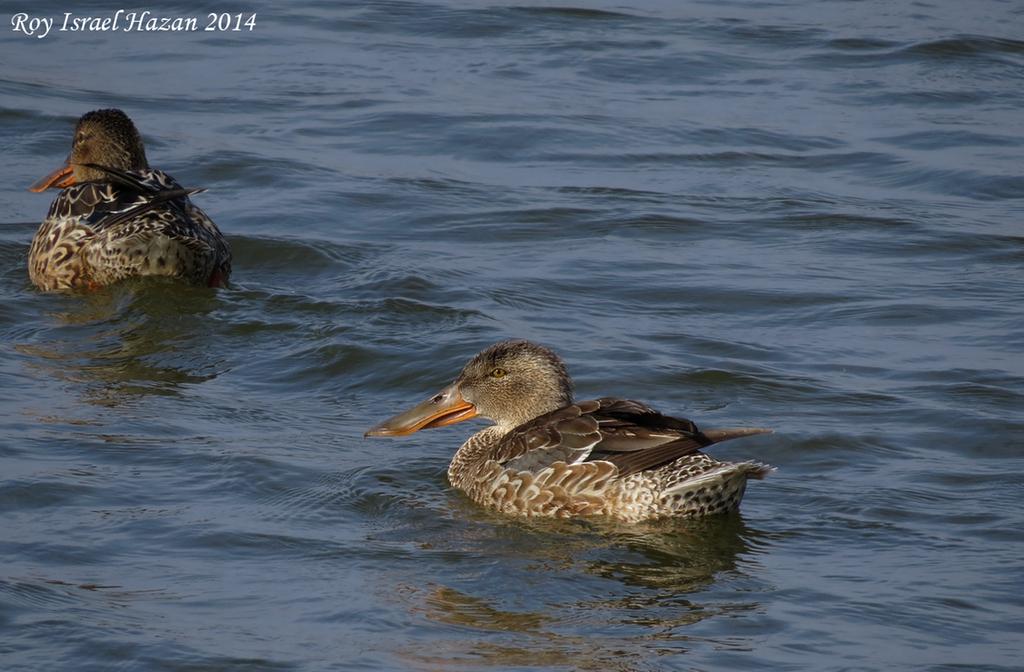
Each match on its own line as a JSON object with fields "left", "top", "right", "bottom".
{"left": 494, "top": 397, "right": 767, "bottom": 477}
{"left": 93, "top": 187, "right": 206, "bottom": 231}
{"left": 583, "top": 397, "right": 712, "bottom": 476}
{"left": 499, "top": 405, "right": 601, "bottom": 472}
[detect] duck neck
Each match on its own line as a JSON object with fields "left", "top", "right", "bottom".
{"left": 447, "top": 425, "right": 507, "bottom": 489}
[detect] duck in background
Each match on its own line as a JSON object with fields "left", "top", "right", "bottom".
{"left": 366, "top": 339, "right": 774, "bottom": 522}
{"left": 28, "top": 108, "right": 231, "bottom": 291}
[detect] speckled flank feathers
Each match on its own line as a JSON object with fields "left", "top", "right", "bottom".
{"left": 446, "top": 398, "right": 773, "bottom": 522}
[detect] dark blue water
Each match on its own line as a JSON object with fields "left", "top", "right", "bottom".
{"left": 2, "top": 1, "right": 1022, "bottom": 670}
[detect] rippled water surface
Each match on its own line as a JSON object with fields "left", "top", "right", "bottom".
{"left": 2, "top": 1, "right": 1023, "bottom": 670}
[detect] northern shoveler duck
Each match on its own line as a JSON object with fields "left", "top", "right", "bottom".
{"left": 27, "top": 108, "right": 231, "bottom": 291}
{"left": 366, "top": 340, "right": 774, "bottom": 522}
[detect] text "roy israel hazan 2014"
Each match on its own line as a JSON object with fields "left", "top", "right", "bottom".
{"left": 10, "top": 11, "right": 256, "bottom": 39}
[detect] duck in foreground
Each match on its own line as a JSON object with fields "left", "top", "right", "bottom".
{"left": 366, "top": 340, "right": 774, "bottom": 522}
{"left": 28, "top": 108, "right": 231, "bottom": 291}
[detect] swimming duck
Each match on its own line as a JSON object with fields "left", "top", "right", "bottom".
{"left": 366, "top": 340, "right": 773, "bottom": 522}
{"left": 27, "top": 108, "right": 231, "bottom": 291}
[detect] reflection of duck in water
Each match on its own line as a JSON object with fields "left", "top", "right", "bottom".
{"left": 16, "top": 280, "right": 223, "bottom": 410}
{"left": 367, "top": 340, "right": 774, "bottom": 522}
{"left": 28, "top": 108, "right": 231, "bottom": 291}
{"left": 398, "top": 514, "right": 764, "bottom": 669}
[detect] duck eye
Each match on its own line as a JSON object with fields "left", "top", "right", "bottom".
{"left": 490, "top": 367, "right": 508, "bottom": 378}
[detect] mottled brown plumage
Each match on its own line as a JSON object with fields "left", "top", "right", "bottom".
{"left": 27, "top": 109, "right": 231, "bottom": 291}
{"left": 366, "top": 340, "right": 774, "bottom": 522}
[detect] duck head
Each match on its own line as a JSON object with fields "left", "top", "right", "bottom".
{"left": 30, "top": 108, "right": 149, "bottom": 191}
{"left": 365, "top": 340, "right": 574, "bottom": 437}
